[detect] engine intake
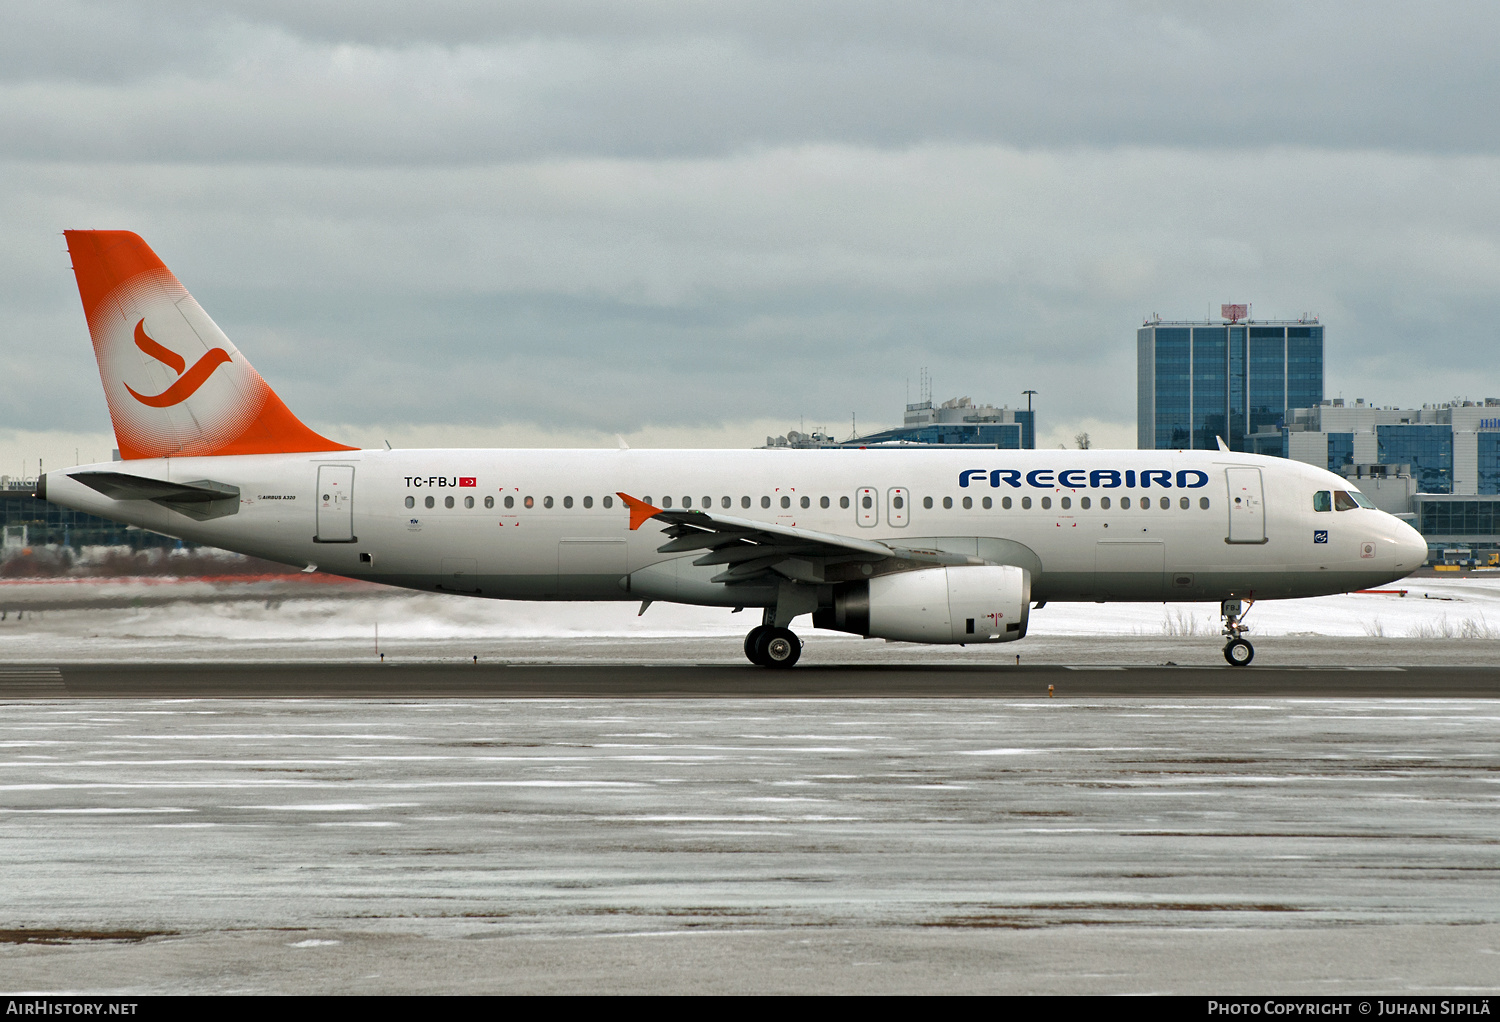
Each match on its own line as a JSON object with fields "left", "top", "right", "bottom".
{"left": 813, "top": 565, "right": 1031, "bottom": 644}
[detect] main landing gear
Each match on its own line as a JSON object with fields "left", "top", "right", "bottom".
{"left": 743, "top": 620, "right": 802, "bottom": 669}
{"left": 1221, "top": 598, "right": 1255, "bottom": 667}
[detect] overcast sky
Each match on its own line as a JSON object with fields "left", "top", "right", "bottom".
{"left": 3, "top": 0, "right": 1499, "bottom": 473}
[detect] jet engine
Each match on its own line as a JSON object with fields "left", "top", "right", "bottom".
{"left": 813, "top": 565, "right": 1031, "bottom": 644}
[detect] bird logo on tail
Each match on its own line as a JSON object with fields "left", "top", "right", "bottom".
{"left": 123, "top": 319, "right": 233, "bottom": 408}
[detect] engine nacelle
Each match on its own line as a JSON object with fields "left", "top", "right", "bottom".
{"left": 813, "top": 565, "right": 1031, "bottom": 644}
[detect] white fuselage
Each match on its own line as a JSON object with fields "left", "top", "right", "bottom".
{"left": 43, "top": 447, "right": 1427, "bottom": 609}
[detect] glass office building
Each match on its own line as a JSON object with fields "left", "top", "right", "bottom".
{"left": 1137, "top": 318, "right": 1323, "bottom": 452}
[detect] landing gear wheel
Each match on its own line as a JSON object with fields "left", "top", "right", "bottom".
{"left": 1224, "top": 639, "right": 1254, "bottom": 667}
{"left": 744, "top": 626, "right": 769, "bottom": 665}
{"left": 754, "top": 627, "right": 802, "bottom": 669}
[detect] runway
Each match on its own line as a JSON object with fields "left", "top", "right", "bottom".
{"left": 1, "top": 690, "right": 1498, "bottom": 993}
{"left": 2, "top": 660, "right": 1498, "bottom": 699}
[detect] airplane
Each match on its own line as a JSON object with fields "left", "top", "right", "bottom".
{"left": 36, "top": 230, "right": 1429, "bottom": 667}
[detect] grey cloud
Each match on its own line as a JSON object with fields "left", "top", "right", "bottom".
{"left": 2, "top": 2, "right": 1499, "bottom": 161}
{"left": 5, "top": 145, "right": 1499, "bottom": 444}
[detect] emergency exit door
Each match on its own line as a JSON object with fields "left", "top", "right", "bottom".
{"left": 315, "top": 465, "right": 355, "bottom": 542}
{"left": 887, "top": 487, "right": 909, "bottom": 527}
{"left": 1225, "top": 467, "right": 1265, "bottom": 544}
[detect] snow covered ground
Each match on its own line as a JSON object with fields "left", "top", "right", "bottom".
{"left": 1, "top": 572, "right": 1497, "bottom": 640}
{"left": 0, "top": 573, "right": 1497, "bottom": 666}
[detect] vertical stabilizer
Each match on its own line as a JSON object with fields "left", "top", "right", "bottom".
{"left": 63, "top": 230, "right": 355, "bottom": 459}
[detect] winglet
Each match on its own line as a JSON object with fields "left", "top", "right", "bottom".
{"left": 617, "top": 492, "right": 663, "bottom": 531}
{"left": 1216, "top": 435, "right": 1230, "bottom": 452}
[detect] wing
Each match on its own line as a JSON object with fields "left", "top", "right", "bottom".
{"left": 617, "top": 493, "right": 982, "bottom": 587}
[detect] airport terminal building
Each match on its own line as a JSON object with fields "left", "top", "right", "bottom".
{"left": 1, "top": 479, "right": 188, "bottom": 557}
{"left": 1253, "top": 399, "right": 1500, "bottom": 560}
{"left": 765, "top": 396, "right": 1036, "bottom": 450}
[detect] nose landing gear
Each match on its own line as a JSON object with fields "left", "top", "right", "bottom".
{"left": 1221, "top": 598, "right": 1255, "bottom": 666}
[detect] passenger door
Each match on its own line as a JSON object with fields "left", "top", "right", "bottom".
{"left": 1225, "top": 467, "right": 1266, "bottom": 544}
{"left": 315, "top": 465, "right": 355, "bottom": 542}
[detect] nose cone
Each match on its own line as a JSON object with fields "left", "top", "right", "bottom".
{"left": 1394, "top": 519, "right": 1427, "bottom": 573}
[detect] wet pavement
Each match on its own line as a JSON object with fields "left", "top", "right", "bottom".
{"left": 1, "top": 695, "right": 1497, "bottom": 992}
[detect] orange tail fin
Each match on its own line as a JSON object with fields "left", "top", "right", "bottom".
{"left": 64, "top": 230, "right": 355, "bottom": 460}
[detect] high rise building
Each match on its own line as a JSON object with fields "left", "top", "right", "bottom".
{"left": 1137, "top": 312, "right": 1323, "bottom": 452}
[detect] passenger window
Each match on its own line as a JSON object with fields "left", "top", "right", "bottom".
{"left": 1100, "top": 496, "right": 1110, "bottom": 509}
{"left": 820, "top": 496, "right": 830, "bottom": 509}
{"left": 1334, "top": 490, "right": 1359, "bottom": 512}
{"left": 1314, "top": 491, "right": 1332, "bottom": 512}
{"left": 702, "top": 496, "right": 711, "bottom": 509}
{"left": 923, "top": 496, "right": 933, "bottom": 509}
{"left": 1002, "top": 496, "right": 1012, "bottom": 510}
{"left": 962, "top": 496, "right": 972, "bottom": 509}
{"left": 1199, "top": 497, "right": 1209, "bottom": 509}
{"left": 444, "top": 496, "right": 454, "bottom": 509}
{"left": 485, "top": 496, "right": 494, "bottom": 509}
{"left": 800, "top": 496, "right": 810, "bottom": 509}
{"left": 603, "top": 496, "right": 613, "bottom": 509}
{"left": 1080, "top": 496, "right": 1090, "bottom": 509}
{"left": 405, "top": 496, "right": 414, "bottom": 508}
{"left": 722, "top": 496, "right": 731, "bottom": 509}
{"left": 583, "top": 496, "right": 593, "bottom": 509}
{"left": 761, "top": 496, "right": 771, "bottom": 508}
{"left": 840, "top": 496, "right": 850, "bottom": 509}
{"left": 862, "top": 495, "right": 873, "bottom": 509}
{"left": 424, "top": 496, "right": 435, "bottom": 509}
{"left": 742, "top": 496, "right": 751, "bottom": 508}
{"left": 1041, "top": 496, "right": 1051, "bottom": 510}
{"left": 681, "top": 496, "right": 691, "bottom": 508}
{"left": 505, "top": 496, "right": 515, "bottom": 509}
{"left": 1060, "top": 497, "right": 1070, "bottom": 510}
{"left": 981, "top": 497, "right": 991, "bottom": 509}
{"left": 563, "top": 496, "right": 573, "bottom": 509}
{"left": 523, "top": 496, "right": 533, "bottom": 508}
{"left": 1179, "top": 497, "right": 1189, "bottom": 510}
{"left": 543, "top": 496, "right": 553, "bottom": 509}
{"left": 781, "top": 496, "right": 791, "bottom": 509}
{"left": 662, "top": 496, "right": 673, "bottom": 508}
{"left": 1159, "top": 496, "right": 1170, "bottom": 510}
{"left": 1021, "top": 496, "right": 1032, "bottom": 509}
{"left": 942, "top": 496, "right": 953, "bottom": 509}
{"left": 465, "top": 496, "right": 475, "bottom": 509}
{"left": 1121, "top": 496, "right": 1131, "bottom": 509}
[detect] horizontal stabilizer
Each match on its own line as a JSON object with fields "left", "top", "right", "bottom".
{"left": 70, "top": 471, "right": 241, "bottom": 521}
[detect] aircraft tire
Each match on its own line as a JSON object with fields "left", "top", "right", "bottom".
{"left": 1224, "top": 639, "right": 1254, "bottom": 667}
{"left": 744, "top": 626, "right": 769, "bottom": 665}
{"left": 756, "top": 627, "right": 802, "bottom": 669}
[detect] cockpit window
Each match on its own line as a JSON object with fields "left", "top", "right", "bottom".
{"left": 1349, "top": 490, "right": 1375, "bottom": 509}
{"left": 1313, "top": 491, "right": 1332, "bottom": 512}
{"left": 1333, "top": 490, "right": 1361, "bottom": 512}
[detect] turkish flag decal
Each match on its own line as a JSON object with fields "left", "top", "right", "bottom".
{"left": 459, "top": 477, "right": 477, "bottom": 487}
